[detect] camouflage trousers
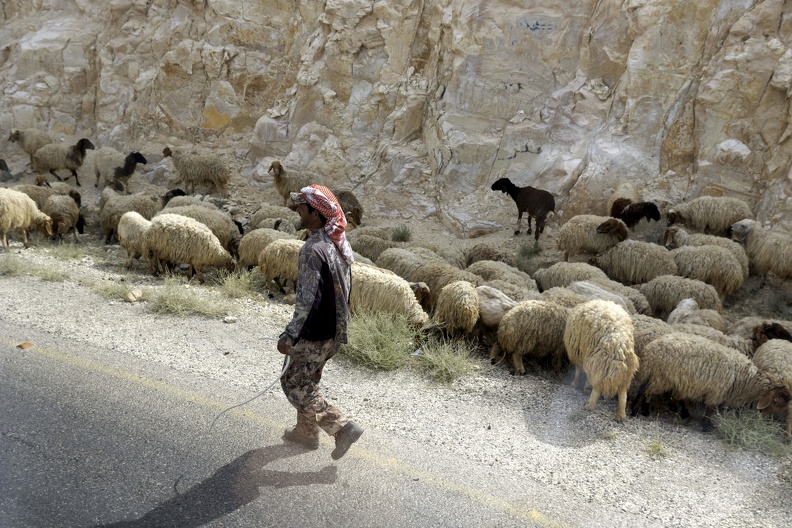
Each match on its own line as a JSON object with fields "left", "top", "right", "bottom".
{"left": 280, "top": 338, "right": 349, "bottom": 439}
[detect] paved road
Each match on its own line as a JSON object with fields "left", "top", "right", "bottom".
{"left": 0, "top": 318, "right": 576, "bottom": 528}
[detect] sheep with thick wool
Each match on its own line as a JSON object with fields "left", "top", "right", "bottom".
{"left": 587, "top": 277, "right": 653, "bottom": 316}
{"left": 639, "top": 275, "right": 722, "bottom": 320}
{"left": 730, "top": 219, "right": 792, "bottom": 281}
{"left": 566, "top": 281, "right": 636, "bottom": 314}
{"left": 466, "top": 260, "right": 538, "bottom": 293}
{"left": 728, "top": 317, "right": 792, "bottom": 342}
{"left": 433, "top": 280, "right": 480, "bottom": 337}
{"left": 631, "top": 313, "right": 673, "bottom": 358}
{"left": 258, "top": 238, "right": 304, "bottom": 293}
{"left": 32, "top": 138, "right": 95, "bottom": 186}
{"left": 670, "top": 245, "right": 744, "bottom": 298}
{"left": 594, "top": 240, "right": 678, "bottom": 285}
{"left": 117, "top": 211, "right": 152, "bottom": 269}
{"left": 100, "top": 190, "right": 162, "bottom": 244}
{"left": 752, "top": 339, "right": 792, "bottom": 438}
{"left": 465, "top": 243, "right": 515, "bottom": 267}
{"left": 162, "top": 195, "right": 219, "bottom": 210}
{"left": 13, "top": 183, "right": 63, "bottom": 211}
{"left": 93, "top": 147, "right": 147, "bottom": 192}
{"left": 375, "top": 247, "right": 443, "bottom": 281}
{"left": 672, "top": 323, "right": 754, "bottom": 357}
{"left": 631, "top": 333, "right": 790, "bottom": 430}
{"left": 236, "top": 228, "right": 294, "bottom": 270}
{"left": 142, "top": 213, "right": 234, "bottom": 282}
{"left": 163, "top": 146, "right": 230, "bottom": 196}
{"left": 540, "top": 286, "right": 593, "bottom": 308}
{"left": 0, "top": 188, "right": 53, "bottom": 250}
{"left": 563, "top": 299, "right": 638, "bottom": 422}
{"left": 8, "top": 128, "right": 55, "bottom": 166}
{"left": 664, "top": 224, "right": 749, "bottom": 279}
{"left": 667, "top": 298, "right": 727, "bottom": 332}
{"left": 350, "top": 233, "right": 405, "bottom": 261}
{"left": 42, "top": 192, "right": 81, "bottom": 243}
{"left": 155, "top": 205, "right": 240, "bottom": 257}
{"left": 248, "top": 203, "right": 299, "bottom": 230}
{"left": 334, "top": 189, "right": 364, "bottom": 228}
{"left": 495, "top": 299, "right": 570, "bottom": 374}
{"left": 533, "top": 261, "right": 609, "bottom": 291}
{"left": 557, "top": 215, "right": 629, "bottom": 261}
{"left": 666, "top": 196, "right": 752, "bottom": 236}
{"left": 409, "top": 260, "right": 483, "bottom": 311}
{"left": 349, "top": 262, "right": 430, "bottom": 327}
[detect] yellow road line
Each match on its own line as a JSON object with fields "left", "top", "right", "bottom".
{"left": 3, "top": 337, "right": 571, "bottom": 527}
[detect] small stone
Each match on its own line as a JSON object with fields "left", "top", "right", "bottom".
{"left": 223, "top": 316, "right": 238, "bottom": 324}
{"left": 124, "top": 292, "right": 137, "bottom": 303}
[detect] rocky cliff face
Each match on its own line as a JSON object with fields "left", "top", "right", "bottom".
{"left": 1, "top": 0, "right": 791, "bottom": 235}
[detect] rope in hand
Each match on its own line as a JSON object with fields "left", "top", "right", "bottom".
{"left": 208, "top": 337, "right": 291, "bottom": 431}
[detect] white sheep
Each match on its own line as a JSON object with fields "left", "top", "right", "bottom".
{"left": 667, "top": 196, "right": 752, "bottom": 236}
{"left": 639, "top": 275, "right": 722, "bottom": 320}
{"left": 728, "top": 317, "right": 792, "bottom": 343}
{"left": 8, "top": 128, "right": 55, "bottom": 166}
{"left": 12, "top": 183, "right": 63, "bottom": 211}
{"left": 495, "top": 299, "right": 570, "bottom": 374}
{"left": 32, "top": 138, "right": 95, "bottom": 186}
{"left": 0, "top": 188, "right": 53, "bottom": 250}
{"left": 594, "top": 240, "right": 678, "bottom": 285}
{"left": 236, "top": 228, "right": 293, "bottom": 270}
{"left": 349, "top": 262, "right": 430, "bottom": 327}
{"left": 42, "top": 192, "right": 81, "bottom": 243}
{"left": 375, "top": 247, "right": 444, "bottom": 281}
{"left": 408, "top": 260, "right": 483, "bottom": 311}
{"left": 556, "top": 215, "right": 629, "bottom": 261}
{"left": 631, "top": 333, "right": 789, "bottom": 430}
{"left": 587, "top": 277, "right": 653, "bottom": 316}
{"left": 267, "top": 160, "right": 313, "bottom": 206}
{"left": 258, "top": 238, "right": 304, "bottom": 293}
{"left": 141, "top": 213, "right": 234, "bottom": 282}
{"left": 117, "top": 211, "right": 152, "bottom": 269}
{"left": 752, "top": 339, "right": 792, "bottom": 437}
{"left": 480, "top": 278, "right": 541, "bottom": 302}
{"left": 248, "top": 202, "right": 299, "bottom": 230}
{"left": 476, "top": 285, "right": 519, "bottom": 329}
{"left": 540, "top": 286, "right": 593, "bottom": 308}
{"left": 664, "top": 224, "right": 749, "bottom": 279}
{"left": 672, "top": 323, "right": 754, "bottom": 357}
{"left": 162, "top": 195, "right": 220, "bottom": 210}
{"left": 350, "top": 233, "right": 405, "bottom": 262}
{"left": 433, "top": 280, "right": 480, "bottom": 337}
{"left": 631, "top": 313, "right": 673, "bottom": 358}
{"left": 532, "top": 261, "right": 610, "bottom": 291}
{"left": 465, "top": 243, "right": 515, "bottom": 267}
{"left": 100, "top": 191, "right": 162, "bottom": 244}
{"left": 163, "top": 146, "right": 230, "bottom": 196}
{"left": 466, "top": 260, "right": 538, "bottom": 292}
{"left": 563, "top": 299, "right": 638, "bottom": 422}
{"left": 730, "top": 219, "right": 792, "bottom": 281}
{"left": 566, "top": 281, "right": 636, "bottom": 314}
{"left": 666, "top": 298, "right": 727, "bottom": 332}
{"left": 93, "top": 147, "right": 147, "bottom": 192}
{"left": 155, "top": 205, "right": 241, "bottom": 257}
{"left": 670, "top": 245, "right": 744, "bottom": 298}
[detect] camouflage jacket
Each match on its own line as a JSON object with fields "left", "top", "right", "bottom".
{"left": 281, "top": 228, "right": 351, "bottom": 345}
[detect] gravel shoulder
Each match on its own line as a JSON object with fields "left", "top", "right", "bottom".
{"left": 1, "top": 239, "right": 791, "bottom": 528}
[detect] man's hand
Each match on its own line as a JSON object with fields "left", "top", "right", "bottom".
{"left": 277, "top": 338, "right": 292, "bottom": 355}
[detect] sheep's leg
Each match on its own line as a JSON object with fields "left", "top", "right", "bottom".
{"left": 50, "top": 169, "right": 64, "bottom": 181}
{"left": 71, "top": 169, "right": 81, "bottom": 187}
{"left": 700, "top": 405, "right": 716, "bottom": 432}
{"left": 488, "top": 342, "right": 501, "bottom": 364}
{"left": 631, "top": 380, "right": 650, "bottom": 416}
{"left": 71, "top": 225, "right": 79, "bottom": 244}
{"left": 615, "top": 389, "right": 628, "bottom": 422}
{"left": 1, "top": 231, "right": 8, "bottom": 250}
{"left": 195, "top": 265, "right": 206, "bottom": 284}
{"left": 535, "top": 216, "right": 546, "bottom": 242}
{"left": 571, "top": 365, "right": 584, "bottom": 389}
{"left": 584, "top": 388, "right": 601, "bottom": 411}
{"left": 511, "top": 352, "right": 526, "bottom": 375}
{"left": 514, "top": 211, "right": 523, "bottom": 235}
{"left": 526, "top": 215, "right": 532, "bottom": 236}
{"left": 21, "top": 229, "right": 30, "bottom": 249}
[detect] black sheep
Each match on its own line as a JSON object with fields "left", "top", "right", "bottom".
{"left": 113, "top": 151, "right": 148, "bottom": 193}
{"left": 610, "top": 198, "right": 661, "bottom": 228}
{"left": 490, "top": 177, "right": 555, "bottom": 241}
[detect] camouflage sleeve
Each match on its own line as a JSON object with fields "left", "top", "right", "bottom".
{"left": 281, "top": 245, "right": 322, "bottom": 345}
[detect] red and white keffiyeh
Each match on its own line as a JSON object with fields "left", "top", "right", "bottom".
{"left": 293, "top": 184, "right": 354, "bottom": 264}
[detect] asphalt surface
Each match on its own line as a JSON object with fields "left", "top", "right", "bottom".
{"left": 0, "top": 317, "right": 573, "bottom": 528}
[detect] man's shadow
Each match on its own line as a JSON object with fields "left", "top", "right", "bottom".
{"left": 94, "top": 443, "right": 336, "bottom": 528}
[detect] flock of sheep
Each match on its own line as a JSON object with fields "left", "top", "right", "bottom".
{"left": 2, "top": 127, "right": 792, "bottom": 439}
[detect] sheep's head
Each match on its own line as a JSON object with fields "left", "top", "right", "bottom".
{"left": 162, "top": 147, "right": 173, "bottom": 158}
{"left": 643, "top": 202, "right": 661, "bottom": 222}
{"left": 8, "top": 130, "right": 20, "bottom": 142}
{"left": 68, "top": 190, "right": 82, "bottom": 208}
{"left": 37, "top": 214, "right": 53, "bottom": 237}
{"left": 666, "top": 209, "right": 679, "bottom": 226}
{"left": 76, "top": 138, "right": 95, "bottom": 152}
{"left": 408, "top": 281, "right": 430, "bottom": 304}
{"left": 756, "top": 384, "right": 791, "bottom": 422}
{"left": 730, "top": 219, "right": 754, "bottom": 243}
{"left": 490, "top": 178, "right": 510, "bottom": 193}
{"left": 268, "top": 160, "right": 283, "bottom": 175}
{"left": 161, "top": 188, "right": 186, "bottom": 205}
{"left": 130, "top": 152, "right": 148, "bottom": 165}
{"left": 610, "top": 197, "right": 632, "bottom": 217}
{"left": 35, "top": 175, "right": 51, "bottom": 187}
{"left": 663, "top": 225, "right": 681, "bottom": 248}
{"left": 596, "top": 218, "right": 628, "bottom": 241}
{"left": 752, "top": 322, "right": 792, "bottom": 349}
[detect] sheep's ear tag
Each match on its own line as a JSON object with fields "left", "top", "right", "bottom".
{"left": 16, "top": 341, "right": 34, "bottom": 349}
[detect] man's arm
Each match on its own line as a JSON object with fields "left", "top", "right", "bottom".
{"left": 279, "top": 246, "right": 323, "bottom": 350}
